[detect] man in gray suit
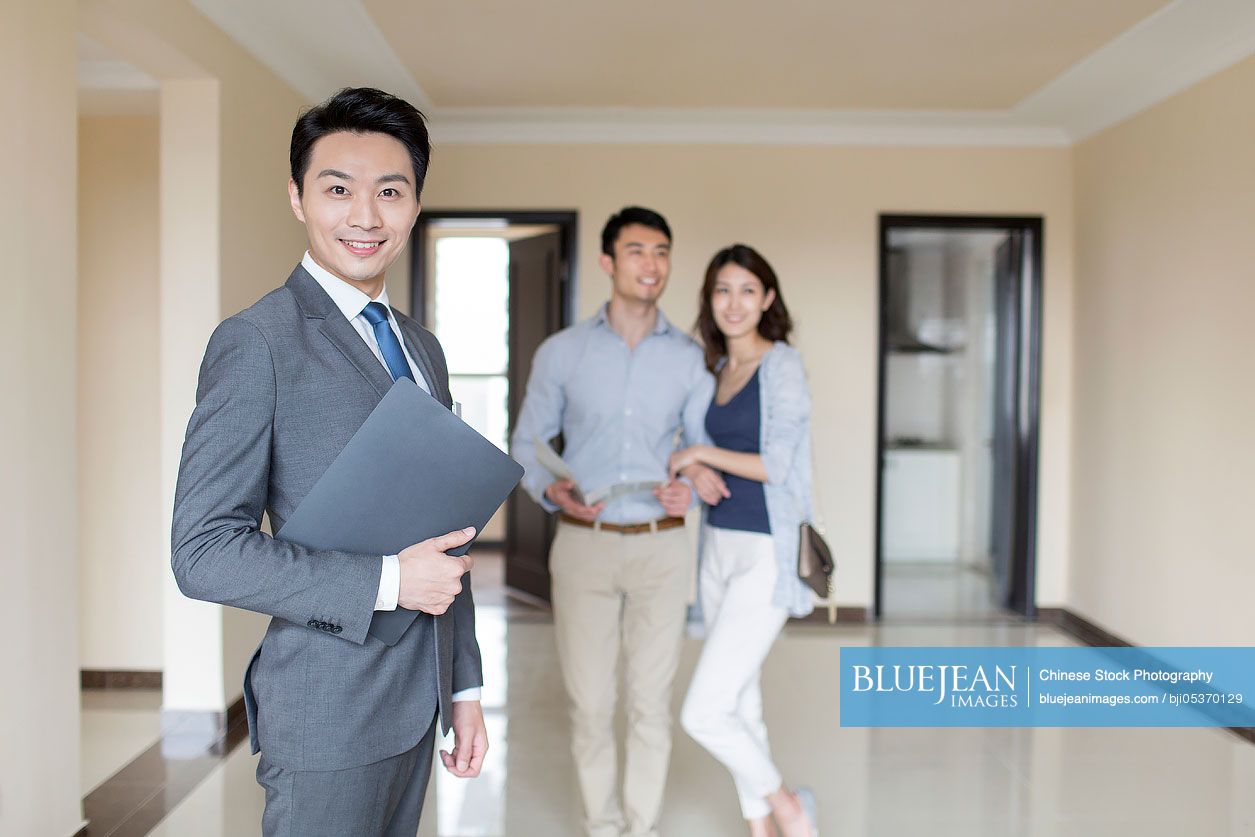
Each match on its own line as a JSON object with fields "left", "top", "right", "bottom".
{"left": 171, "top": 88, "right": 486, "bottom": 836}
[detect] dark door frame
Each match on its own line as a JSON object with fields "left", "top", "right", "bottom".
{"left": 410, "top": 209, "right": 579, "bottom": 327}
{"left": 409, "top": 209, "right": 578, "bottom": 553}
{"left": 873, "top": 214, "right": 1044, "bottom": 620}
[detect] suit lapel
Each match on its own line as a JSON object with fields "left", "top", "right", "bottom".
{"left": 286, "top": 265, "right": 394, "bottom": 399}
{"left": 397, "top": 319, "right": 450, "bottom": 407}
{"left": 320, "top": 315, "right": 395, "bottom": 399}
{"left": 286, "top": 264, "right": 448, "bottom": 405}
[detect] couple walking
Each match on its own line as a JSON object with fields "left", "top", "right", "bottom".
{"left": 513, "top": 207, "right": 820, "bottom": 837}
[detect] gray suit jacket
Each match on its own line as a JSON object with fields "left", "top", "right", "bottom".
{"left": 171, "top": 265, "right": 483, "bottom": 771}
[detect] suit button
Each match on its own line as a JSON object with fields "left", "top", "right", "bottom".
{"left": 307, "top": 619, "right": 319, "bottom": 628}
{"left": 332, "top": 625, "right": 343, "bottom": 634}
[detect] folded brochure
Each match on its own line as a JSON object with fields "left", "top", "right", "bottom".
{"left": 531, "top": 437, "right": 662, "bottom": 506}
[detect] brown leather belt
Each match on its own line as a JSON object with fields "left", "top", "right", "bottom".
{"left": 558, "top": 513, "right": 685, "bottom": 535}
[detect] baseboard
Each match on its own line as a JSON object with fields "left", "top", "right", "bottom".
{"left": 81, "top": 669, "right": 162, "bottom": 689}
{"left": 1036, "top": 607, "right": 1254, "bottom": 747}
{"left": 791, "top": 605, "right": 869, "bottom": 625}
{"left": 83, "top": 695, "right": 249, "bottom": 836}
{"left": 161, "top": 694, "right": 248, "bottom": 757}
{"left": 1035, "top": 607, "right": 1132, "bottom": 648}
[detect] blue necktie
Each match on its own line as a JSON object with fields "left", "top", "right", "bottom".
{"left": 361, "top": 302, "right": 414, "bottom": 383}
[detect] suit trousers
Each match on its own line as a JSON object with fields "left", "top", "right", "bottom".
{"left": 550, "top": 520, "right": 694, "bottom": 837}
{"left": 256, "top": 712, "right": 438, "bottom": 837}
{"left": 680, "top": 525, "right": 789, "bottom": 820}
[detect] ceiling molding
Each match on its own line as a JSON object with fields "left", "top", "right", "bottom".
{"left": 76, "top": 34, "right": 158, "bottom": 91}
{"left": 1015, "top": 0, "right": 1255, "bottom": 141}
{"left": 426, "top": 108, "right": 1071, "bottom": 148}
{"left": 187, "top": 0, "right": 430, "bottom": 107}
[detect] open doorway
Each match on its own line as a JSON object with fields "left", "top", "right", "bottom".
{"left": 412, "top": 211, "right": 577, "bottom": 602}
{"left": 874, "top": 215, "right": 1042, "bottom": 621}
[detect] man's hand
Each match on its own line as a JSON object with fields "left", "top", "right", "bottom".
{"left": 682, "top": 463, "right": 731, "bottom": 506}
{"left": 397, "top": 528, "right": 476, "bottom": 615}
{"left": 545, "top": 479, "right": 605, "bottom": 522}
{"left": 653, "top": 479, "right": 692, "bottom": 517}
{"left": 440, "top": 700, "right": 488, "bottom": 778}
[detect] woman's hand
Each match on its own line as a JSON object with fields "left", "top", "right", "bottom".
{"left": 668, "top": 445, "right": 705, "bottom": 479}
{"left": 682, "top": 463, "right": 731, "bottom": 506}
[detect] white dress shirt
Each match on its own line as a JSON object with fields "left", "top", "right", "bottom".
{"left": 302, "top": 253, "right": 480, "bottom": 703}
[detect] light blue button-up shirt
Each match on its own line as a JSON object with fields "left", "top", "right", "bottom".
{"left": 511, "top": 304, "right": 713, "bottom": 525}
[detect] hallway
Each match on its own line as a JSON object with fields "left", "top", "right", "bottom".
{"left": 83, "top": 556, "right": 1255, "bottom": 836}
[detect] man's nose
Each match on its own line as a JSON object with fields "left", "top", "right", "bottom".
{"left": 348, "top": 195, "right": 382, "bottom": 229}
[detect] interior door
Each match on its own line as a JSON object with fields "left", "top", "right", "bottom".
{"left": 505, "top": 232, "right": 564, "bottom": 600}
{"left": 989, "top": 232, "right": 1023, "bottom": 610}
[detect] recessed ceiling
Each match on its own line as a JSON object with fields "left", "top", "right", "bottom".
{"left": 364, "top": 0, "right": 1171, "bottom": 109}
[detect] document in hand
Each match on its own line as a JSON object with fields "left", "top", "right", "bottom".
{"left": 277, "top": 379, "right": 524, "bottom": 645}
{"left": 532, "top": 437, "right": 662, "bottom": 505}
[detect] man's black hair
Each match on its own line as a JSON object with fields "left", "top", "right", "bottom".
{"left": 600, "top": 206, "right": 672, "bottom": 257}
{"left": 290, "top": 87, "right": 431, "bottom": 196}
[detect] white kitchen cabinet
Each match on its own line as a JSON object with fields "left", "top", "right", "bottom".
{"left": 882, "top": 448, "right": 961, "bottom": 563}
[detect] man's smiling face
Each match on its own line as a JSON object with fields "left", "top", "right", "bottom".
{"left": 602, "top": 223, "right": 671, "bottom": 306}
{"left": 288, "top": 130, "right": 420, "bottom": 291}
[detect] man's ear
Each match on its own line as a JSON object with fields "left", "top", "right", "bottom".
{"left": 599, "top": 252, "right": 615, "bottom": 277}
{"left": 288, "top": 179, "right": 306, "bottom": 223}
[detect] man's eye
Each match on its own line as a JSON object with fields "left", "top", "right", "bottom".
{"left": 380, "top": 188, "right": 398, "bottom": 198}
{"left": 329, "top": 185, "right": 348, "bottom": 195}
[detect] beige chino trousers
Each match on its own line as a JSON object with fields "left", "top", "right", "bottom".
{"left": 549, "top": 520, "right": 693, "bottom": 837}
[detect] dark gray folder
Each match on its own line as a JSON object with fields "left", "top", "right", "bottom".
{"left": 276, "top": 379, "right": 523, "bottom": 645}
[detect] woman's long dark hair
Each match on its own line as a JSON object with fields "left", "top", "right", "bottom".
{"left": 696, "top": 244, "right": 793, "bottom": 372}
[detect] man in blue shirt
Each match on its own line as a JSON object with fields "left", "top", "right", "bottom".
{"left": 512, "top": 207, "right": 713, "bottom": 837}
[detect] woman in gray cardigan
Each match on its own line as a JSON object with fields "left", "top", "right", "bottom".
{"left": 669, "top": 244, "right": 818, "bottom": 837}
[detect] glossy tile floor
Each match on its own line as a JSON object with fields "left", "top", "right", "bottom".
{"left": 880, "top": 561, "right": 1002, "bottom": 621}
{"left": 81, "top": 688, "right": 163, "bottom": 795}
{"left": 109, "top": 555, "right": 1255, "bottom": 836}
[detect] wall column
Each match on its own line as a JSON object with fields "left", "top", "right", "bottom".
{"left": 159, "top": 78, "right": 228, "bottom": 725}
{"left": 0, "top": 0, "right": 84, "bottom": 833}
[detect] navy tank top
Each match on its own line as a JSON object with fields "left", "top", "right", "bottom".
{"left": 704, "top": 368, "right": 771, "bottom": 534}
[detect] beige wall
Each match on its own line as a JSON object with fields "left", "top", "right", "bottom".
{"left": 78, "top": 114, "right": 163, "bottom": 671}
{"left": 86, "top": 0, "right": 311, "bottom": 314}
{"left": 422, "top": 143, "right": 1076, "bottom": 608}
{"left": 0, "top": 0, "right": 84, "bottom": 833}
{"left": 1072, "top": 54, "right": 1255, "bottom": 644}
{"left": 83, "top": 0, "right": 311, "bottom": 710}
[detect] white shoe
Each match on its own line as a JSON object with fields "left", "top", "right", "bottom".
{"left": 794, "top": 787, "right": 818, "bottom": 837}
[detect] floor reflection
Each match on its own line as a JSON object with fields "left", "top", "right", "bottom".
{"left": 133, "top": 551, "right": 1255, "bottom": 836}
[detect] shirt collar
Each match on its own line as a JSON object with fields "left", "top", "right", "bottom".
{"left": 301, "top": 251, "right": 392, "bottom": 322}
{"left": 593, "top": 302, "right": 673, "bottom": 336}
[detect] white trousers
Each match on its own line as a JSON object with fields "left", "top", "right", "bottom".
{"left": 681, "top": 525, "right": 790, "bottom": 820}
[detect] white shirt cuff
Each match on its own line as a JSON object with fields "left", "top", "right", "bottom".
{"left": 452, "top": 688, "right": 482, "bottom": 702}
{"left": 375, "top": 555, "right": 400, "bottom": 611}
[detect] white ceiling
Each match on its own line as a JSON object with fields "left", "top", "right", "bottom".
{"left": 366, "top": 0, "right": 1171, "bottom": 110}
{"left": 77, "top": 33, "right": 159, "bottom": 116}
{"left": 178, "top": 0, "right": 1255, "bottom": 144}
